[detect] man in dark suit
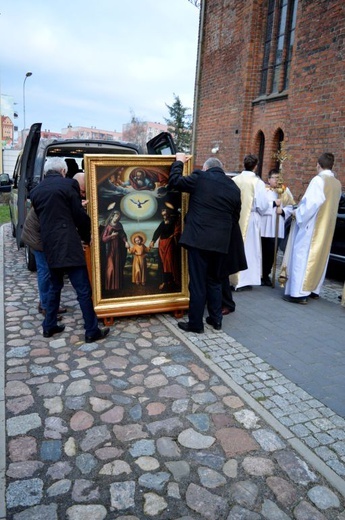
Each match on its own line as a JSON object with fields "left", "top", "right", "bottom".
{"left": 221, "top": 216, "right": 248, "bottom": 315}
{"left": 30, "top": 157, "right": 109, "bottom": 343}
{"left": 169, "top": 153, "right": 244, "bottom": 333}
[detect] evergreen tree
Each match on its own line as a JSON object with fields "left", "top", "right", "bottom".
{"left": 164, "top": 94, "right": 192, "bottom": 152}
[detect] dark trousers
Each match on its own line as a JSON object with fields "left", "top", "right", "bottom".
{"left": 221, "top": 276, "right": 236, "bottom": 312}
{"left": 43, "top": 265, "right": 99, "bottom": 336}
{"left": 187, "top": 248, "right": 224, "bottom": 329}
{"left": 261, "top": 237, "right": 276, "bottom": 279}
{"left": 33, "top": 250, "right": 51, "bottom": 310}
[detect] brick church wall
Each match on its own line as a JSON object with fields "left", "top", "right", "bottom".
{"left": 194, "top": 0, "right": 345, "bottom": 199}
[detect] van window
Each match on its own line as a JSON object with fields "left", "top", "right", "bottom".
{"left": 12, "top": 153, "right": 23, "bottom": 189}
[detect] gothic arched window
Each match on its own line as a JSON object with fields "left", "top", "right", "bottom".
{"left": 260, "top": 0, "right": 299, "bottom": 96}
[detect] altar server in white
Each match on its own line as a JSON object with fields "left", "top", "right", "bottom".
{"left": 283, "top": 152, "right": 341, "bottom": 304}
{"left": 230, "top": 154, "right": 269, "bottom": 291}
{"left": 261, "top": 169, "right": 295, "bottom": 286}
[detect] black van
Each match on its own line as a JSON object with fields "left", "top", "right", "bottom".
{"left": 327, "top": 192, "right": 345, "bottom": 278}
{"left": 9, "top": 122, "right": 176, "bottom": 270}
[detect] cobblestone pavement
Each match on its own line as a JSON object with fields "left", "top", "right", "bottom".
{"left": 1, "top": 223, "right": 345, "bottom": 520}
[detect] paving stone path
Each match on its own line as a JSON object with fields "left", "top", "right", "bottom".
{"left": 2, "top": 224, "right": 345, "bottom": 519}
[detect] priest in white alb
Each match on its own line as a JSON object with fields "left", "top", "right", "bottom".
{"left": 282, "top": 152, "right": 341, "bottom": 304}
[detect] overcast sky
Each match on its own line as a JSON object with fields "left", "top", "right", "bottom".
{"left": 0, "top": 0, "right": 200, "bottom": 133}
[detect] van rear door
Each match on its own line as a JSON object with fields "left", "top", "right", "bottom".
{"left": 146, "top": 132, "right": 176, "bottom": 155}
{"left": 16, "top": 123, "right": 41, "bottom": 248}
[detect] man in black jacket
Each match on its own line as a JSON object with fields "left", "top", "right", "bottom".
{"left": 30, "top": 157, "right": 109, "bottom": 343}
{"left": 169, "top": 153, "right": 244, "bottom": 333}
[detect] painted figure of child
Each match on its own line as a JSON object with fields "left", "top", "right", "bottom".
{"left": 128, "top": 234, "right": 151, "bottom": 285}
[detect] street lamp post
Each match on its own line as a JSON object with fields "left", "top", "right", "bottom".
{"left": 23, "top": 71, "right": 32, "bottom": 132}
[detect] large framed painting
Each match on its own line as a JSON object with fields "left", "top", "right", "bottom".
{"left": 84, "top": 154, "right": 192, "bottom": 323}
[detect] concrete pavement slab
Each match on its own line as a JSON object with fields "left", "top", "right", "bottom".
{"left": 220, "top": 283, "right": 345, "bottom": 417}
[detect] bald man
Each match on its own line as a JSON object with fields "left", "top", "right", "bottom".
{"left": 73, "top": 171, "right": 87, "bottom": 208}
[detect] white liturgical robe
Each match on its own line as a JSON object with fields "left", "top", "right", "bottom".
{"left": 261, "top": 186, "right": 294, "bottom": 239}
{"left": 231, "top": 171, "right": 269, "bottom": 289}
{"left": 283, "top": 170, "right": 341, "bottom": 298}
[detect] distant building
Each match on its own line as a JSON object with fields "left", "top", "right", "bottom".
{"left": 41, "top": 129, "right": 62, "bottom": 139}
{"left": 1, "top": 94, "right": 17, "bottom": 150}
{"left": 1, "top": 116, "right": 14, "bottom": 147}
{"left": 61, "top": 122, "right": 168, "bottom": 147}
{"left": 61, "top": 124, "right": 122, "bottom": 141}
{"left": 122, "top": 121, "right": 168, "bottom": 149}
{"left": 8, "top": 120, "right": 168, "bottom": 154}
{"left": 193, "top": 0, "right": 345, "bottom": 197}
{"left": 144, "top": 121, "right": 168, "bottom": 141}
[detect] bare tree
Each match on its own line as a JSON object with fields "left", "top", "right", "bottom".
{"left": 187, "top": 0, "right": 201, "bottom": 8}
{"left": 122, "top": 110, "right": 147, "bottom": 151}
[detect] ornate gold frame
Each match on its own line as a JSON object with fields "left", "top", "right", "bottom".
{"left": 84, "top": 154, "right": 191, "bottom": 322}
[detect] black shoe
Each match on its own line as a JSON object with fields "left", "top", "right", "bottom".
{"left": 309, "top": 292, "right": 319, "bottom": 300}
{"left": 235, "top": 285, "right": 252, "bottom": 292}
{"left": 85, "top": 327, "right": 110, "bottom": 343}
{"left": 206, "top": 317, "right": 222, "bottom": 330}
{"left": 283, "top": 295, "right": 308, "bottom": 305}
{"left": 178, "top": 322, "right": 204, "bottom": 334}
{"left": 43, "top": 325, "right": 65, "bottom": 338}
{"left": 261, "top": 277, "right": 272, "bottom": 287}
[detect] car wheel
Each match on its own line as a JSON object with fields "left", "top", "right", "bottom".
{"left": 25, "top": 245, "right": 37, "bottom": 272}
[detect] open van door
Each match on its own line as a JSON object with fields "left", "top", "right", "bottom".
{"left": 146, "top": 132, "right": 176, "bottom": 155}
{"left": 15, "top": 122, "right": 42, "bottom": 248}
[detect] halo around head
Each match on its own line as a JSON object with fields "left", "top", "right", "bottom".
{"left": 130, "top": 231, "right": 147, "bottom": 244}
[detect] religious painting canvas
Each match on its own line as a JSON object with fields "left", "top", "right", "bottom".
{"left": 84, "top": 154, "right": 191, "bottom": 320}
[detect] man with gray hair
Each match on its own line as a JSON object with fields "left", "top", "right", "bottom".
{"left": 168, "top": 153, "right": 244, "bottom": 333}
{"left": 30, "top": 156, "right": 109, "bottom": 342}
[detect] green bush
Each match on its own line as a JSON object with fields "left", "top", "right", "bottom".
{"left": 0, "top": 203, "right": 10, "bottom": 225}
